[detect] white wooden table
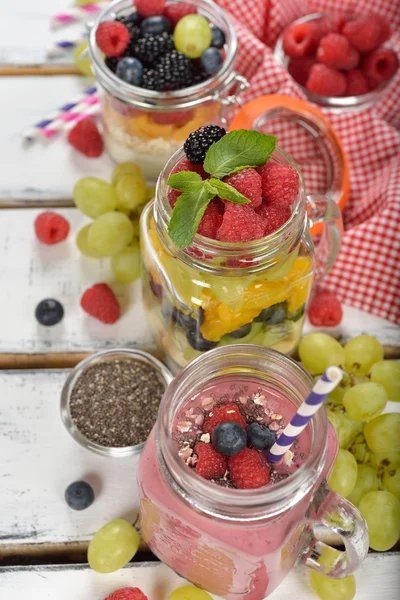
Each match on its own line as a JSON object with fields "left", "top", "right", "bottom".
{"left": 0, "top": 1, "right": 399, "bottom": 598}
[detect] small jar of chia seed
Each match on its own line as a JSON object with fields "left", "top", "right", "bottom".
{"left": 89, "top": 0, "right": 248, "bottom": 180}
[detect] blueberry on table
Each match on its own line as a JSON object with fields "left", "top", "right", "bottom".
{"left": 200, "top": 47, "right": 223, "bottom": 74}
{"left": 35, "top": 299, "right": 64, "bottom": 326}
{"left": 116, "top": 57, "right": 144, "bottom": 86}
{"left": 212, "top": 422, "right": 247, "bottom": 456}
{"left": 65, "top": 481, "right": 95, "bottom": 511}
{"left": 255, "top": 302, "right": 287, "bottom": 325}
{"left": 247, "top": 423, "right": 277, "bottom": 451}
{"left": 211, "top": 26, "right": 226, "bottom": 49}
{"left": 140, "top": 16, "right": 172, "bottom": 36}
{"left": 228, "top": 323, "right": 252, "bottom": 339}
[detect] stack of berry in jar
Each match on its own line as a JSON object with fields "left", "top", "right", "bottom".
{"left": 92, "top": 0, "right": 230, "bottom": 178}
{"left": 141, "top": 126, "right": 314, "bottom": 372}
{"left": 281, "top": 12, "right": 397, "bottom": 98}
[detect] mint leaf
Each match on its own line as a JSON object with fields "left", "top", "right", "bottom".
{"left": 207, "top": 178, "right": 250, "bottom": 204}
{"left": 204, "top": 130, "right": 277, "bottom": 178}
{"left": 167, "top": 171, "right": 203, "bottom": 191}
{"left": 168, "top": 185, "right": 216, "bottom": 249}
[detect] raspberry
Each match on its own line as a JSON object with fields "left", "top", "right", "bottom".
{"left": 345, "top": 69, "right": 369, "bottom": 96}
{"left": 80, "top": 283, "right": 120, "bottom": 324}
{"left": 184, "top": 125, "right": 226, "bottom": 164}
{"left": 216, "top": 204, "right": 265, "bottom": 243}
{"left": 195, "top": 442, "right": 227, "bottom": 480}
{"left": 164, "top": 2, "right": 197, "bottom": 27}
{"left": 256, "top": 202, "right": 291, "bottom": 236}
{"left": 306, "top": 63, "right": 347, "bottom": 96}
{"left": 229, "top": 448, "right": 270, "bottom": 489}
{"left": 282, "top": 21, "right": 317, "bottom": 58}
{"left": 315, "top": 14, "right": 347, "bottom": 39}
{"left": 342, "top": 18, "right": 381, "bottom": 52}
{"left": 363, "top": 48, "right": 398, "bottom": 83}
{"left": 374, "top": 15, "right": 391, "bottom": 46}
{"left": 105, "top": 588, "right": 148, "bottom": 600}
{"left": 68, "top": 118, "right": 103, "bottom": 158}
{"left": 34, "top": 211, "right": 70, "bottom": 245}
{"left": 168, "top": 158, "right": 206, "bottom": 208}
{"left": 287, "top": 56, "right": 314, "bottom": 86}
{"left": 152, "top": 109, "right": 194, "bottom": 126}
{"left": 95, "top": 21, "right": 130, "bottom": 57}
{"left": 317, "top": 34, "right": 359, "bottom": 70}
{"left": 168, "top": 188, "right": 181, "bottom": 208}
{"left": 258, "top": 163, "right": 299, "bottom": 207}
{"left": 135, "top": 0, "right": 165, "bottom": 18}
{"left": 223, "top": 168, "right": 262, "bottom": 208}
{"left": 307, "top": 289, "right": 343, "bottom": 326}
{"left": 203, "top": 403, "right": 247, "bottom": 435}
{"left": 197, "top": 201, "right": 223, "bottom": 239}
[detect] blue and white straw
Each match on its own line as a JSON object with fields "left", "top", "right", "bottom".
{"left": 267, "top": 366, "right": 343, "bottom": 464}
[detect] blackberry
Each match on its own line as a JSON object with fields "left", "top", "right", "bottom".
{"left": 117, "top": 11, "right": 142, "bottom": 28}
{"left": 184, "top": 125, "right": 227, "bottom": 164}
{"left": 156, "top": 50, "right": 196, "bottom": 91}
{"left": 142, "top": 68, "right": 162, "bottom": 91}
{"left": 123, "top": 25, "right": 141, "bottom": 57}
{"left": 105, "top": 56, "right": 119, "bottom": 73}
{"left": 133, "top": 32, "right": 174, "bottom": 67}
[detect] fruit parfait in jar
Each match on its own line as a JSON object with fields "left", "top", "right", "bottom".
{"left": 89, "top": 0, "right": 248, "bottom": 179}
{"left": 137, "top": 346, "right": 369, "bottom": 599}
{"left": 140, "top": 126, "right": 342, "bottom": 373}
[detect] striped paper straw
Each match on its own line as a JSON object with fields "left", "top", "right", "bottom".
{"left": 46, "top": 34, "right": 88, "bottom": 58}
{"left": 50, "top": 4, "right": 104, "bottom": 29}
{"left": 41, "top": 94, "right": 100, "bottom": 139}
{"left": 267, "top": 366, "right": 343, "bottom": 464}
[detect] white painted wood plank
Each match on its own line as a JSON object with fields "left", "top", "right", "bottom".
{"left": 0, "top": 208, "right": 155, "bottom": 354}
{"left": 0, "top": 369, "right": 140, "bottom": 546}
{"left": 1, "top": 554, "right": 399, "bottom": 599}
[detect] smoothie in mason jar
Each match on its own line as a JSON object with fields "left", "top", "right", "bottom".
{"left": 137, "top": 346, "right": 368, "bottom": 599}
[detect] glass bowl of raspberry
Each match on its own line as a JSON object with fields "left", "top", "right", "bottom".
{"left": 140, "top": 126, "right": 343, "bottom": 374}
{"left": 274, "top": 12, "right": 398, "bottom": 109}
{"left": 89, "top": 0, "right": 248, "bottom": 180}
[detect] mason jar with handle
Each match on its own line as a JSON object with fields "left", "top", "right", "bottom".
{"left": 89, "top": 0, "right": 249, "bottom": 179}
{"left": 137, "top": 345, "right": 369, "bottom": 599}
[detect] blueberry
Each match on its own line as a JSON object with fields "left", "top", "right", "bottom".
{"left": 255, "top": 302, "right": 287, "bottom": 325}
{"left": 185, "top": 324, "right": 218, "bottom": 351}
{"left": 140, "top": 16, "right": 172, "bottom": 36}
{"left": 212, "top": 422, "right": 247, "bottom": 456}
{"left": 200, "top": 47, "right": 223, "bottom": 75}
{"left": 118, "top": 11, "right": 142, "bottom": 27}
{"left": 289, "top": 304, "right": 306, "bottom": 322}
{"left": 247, "top": 423, "right": 277, "bottom": 451}
{"left": 149, "top": 277, "right": 163, "bottom": 298}
{"left": 211, "top": 26, "right": 226, "bottom": 49}
{"left": 65, "top": 481, "right": 94, "bottom": 511}
{"left": 35, "top": 299, "right": 64, "bottom": 326}
{"left": 228, "top": 323, "right": 252, "bottom": 339}
{"left": 116, "top": 57, "right": 144, "bottom": 86}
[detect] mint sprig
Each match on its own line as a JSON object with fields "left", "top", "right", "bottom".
{"left": 168, "top": 186, "right": 216, "bottom": 250}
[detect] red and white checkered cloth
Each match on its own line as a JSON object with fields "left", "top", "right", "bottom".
{"left": 216, "top": 0, "right": 400, "bottom": 325}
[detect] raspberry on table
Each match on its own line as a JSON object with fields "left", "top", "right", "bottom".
{"left": 345, "top": 69, "right": 369, "bottom": 96}
{"left": 229, "top": 448, "right": 270, "bottom": 489}
{"left": 34, "top": 211, "right": 70, "bottom": 245}
{"left": 342, "top": 18, "right": 381, "bottom": 52}
{"left": 374, "top": 15, "right": 391, "bottom": 46}
{"left": 307, "top": 289, "right": 343, "bottom": 326}
{"left": 317, "top": 33, "right": 359, "bottom": 70}
{"left": 256, "top": 202, "right": 291, "bottom": 236}
{"left": 315, "top": 13, "right": 347, "bottom": 40}
{"left": 135, "top": 0, "right": 165, "bottom": 19}
{"left": 195, "top": 442, "right": 228, "bottom": 480}
{"left": 80, "top": 283, "right": 120, "bottom": 324}
{"left": 105, "top": 588, "right": 148, "bottom": 600}
{"left": 197, "top": 202, "right": 223, "bottom": 239}
{"left": 363, "top": 48, "right": 398, "bottom": 83}
{"left": 223, "top": 168, "right": 262, "bottom": 208}
{"left": 306, "top": 63, "right": 347, "bottom": 96}
{"left": 164, "top": 2, "right": 197, "bottom": 27}
{"left": 216, "top": 203, "right": 265, "bottom": 243}
{"left": 258, "top": 162, "right": 299, "bottom": 207}
{"left": 68, "top": 118, "right": 103, "bottom": 158}
{"left": 282, "top": 21, "right": 317, "bottom": 58}
{"left": 203, "top": 403, "right": 247, "bottom": 435}
{"left": 95, "top": 21, "right": 130, "bottom": 57}
{"left": 287, "top": 56, "right": 314, "bottom": 86}
{"left": 184, "top": 125, "right": 226, "bottom": 164}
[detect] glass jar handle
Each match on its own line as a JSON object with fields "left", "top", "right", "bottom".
{"left": 306, "top": 194, "right": 343, "bottom": 280}
{"left": 301, "top": 479, "right": 369, "bottom": 577}
{"left": 214, "top": 73, "right": 250, "bottom": 127}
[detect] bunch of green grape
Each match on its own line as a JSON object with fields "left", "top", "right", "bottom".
{"left": 74, "top": 162, "right": 155, "bottom": 283}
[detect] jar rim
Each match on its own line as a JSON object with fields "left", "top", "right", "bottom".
{"left": 157, "top": 345, "right": 329, "bottom": 521}
{"left": 89, "top": 0, "right": 238, "bottom": 111}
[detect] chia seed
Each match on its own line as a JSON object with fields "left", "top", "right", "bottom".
{"left": 69, "top": 359, "right": 165, "bottom": 447}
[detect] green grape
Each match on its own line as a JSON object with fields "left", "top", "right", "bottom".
{"left": 298, "top": 333, "right": 344, "bottom": 375}
{"left": 174, "top": 15, "right": 212, "bottom": 59}
{"left": 111, "top": 245, "right": 141, "bottom": 283}
{"left": 111, "top": 162, "right": 145, "bottom": 187}
{"left": 131, "top": 218, "right": 140, "bottom": 239}
{"left": 347, "top": 464, "right": 379, "bottom": 507}
{"left": 344, "top": 334, "right": 384, "bottom": 374}
{"left": 328, "top": 449, "right": 358, "bottom": 498}
{"left": 76, "top": 224, "right": 103, "bottom": 258}
{"left": 326, "top": 381, "right": 349, "bottom": 408}
{"left": 342, "top": 382, "right": 387, "bottom": 422}
{"left": 73, "top": 41, "right": 93, "bottom": 77}
{"left": 370, "top": 360, "right": 400, "bottom": 402}
{"left": 359, "top": 490, "right": 400, "bottom": 551}
{"left": 310, "top": 571, "right": 356, "bottom": 600}
{"left": 168, "top": 586, "right": 213, "bottom": 600}
{"left": 334, "top": 412, "right": 363, "bottom": 449}
{"left": 383, "top": 469, "right": 400, "bottom": 500}
{"left": 133, "top": 201, "right": 148, "bottom": 218}
{"left": 88, "top": 518, "right": 140, "bottom": 573}
{"left": 349, "top": 437, "right": 370, "bottom": 463}
{"left": 115, "top": 174, "right": 146, "bottom": 213}
{"left": 88, "top": 212, "right": 134, "bottom": 257}
{"left": 145, "top": 185, "right": 156, "bottom": 201}
{"left": 75, "top": 0, "right": 102, "bottom": 5}
{"left": 369, "top": 451, "right": 400, "bottom": 471}
{"left": 73, "top": 177, "right": 117, "bottom": 218}
{"left": 326, "top": 409, "right": 340, "bottom": 433}
{"left": 364, "top": 413, "right": 400, "bottom": 455}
